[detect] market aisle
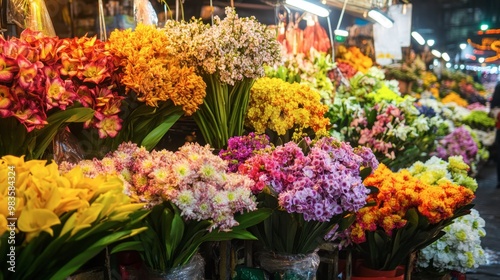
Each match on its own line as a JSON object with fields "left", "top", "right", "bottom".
{"left": 467, "top": 161, "right": 500, "bottom": 279}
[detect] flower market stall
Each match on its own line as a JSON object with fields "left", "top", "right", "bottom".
{"left": 0, "top": 2, "right": 497, "bottom": 280}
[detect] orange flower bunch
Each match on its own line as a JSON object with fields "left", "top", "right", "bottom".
{"left": 351, "top": 164, "right": 475, "bottom": 244}
{"left": 441, "top": 91, "right": 468, "bottom": 107}
{"left": 106, "top": 24, "right": 206, "bottom": 115}
{"left": 336, "top": 45, "right": 373, "bottom": 74}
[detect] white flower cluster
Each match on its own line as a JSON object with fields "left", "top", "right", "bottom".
{"left": 194, "top": 7, "right": 282, "bottom": 85}
{"left": 417, "top": 209, "right": 487, "bottom": 273}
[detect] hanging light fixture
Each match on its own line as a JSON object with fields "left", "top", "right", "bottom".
{"left": 285, "top": 0, "right": 330, "bottom": 17}
{"left": 368, "top": 8, "right": 394, "bottom": 28}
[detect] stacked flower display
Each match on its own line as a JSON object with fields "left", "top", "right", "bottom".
{"left": 329, "top": 68, "right": 447, "bottom": 170}
{"left": 0, "top": 155, "right": 147, "bottom": 280}
{"left": 348, "top": 163, "right": 475, "bottom": 273}
{"left": 0, "top": 29, "right": 122, "bottom": 158}
{"left": 62, "top": 142, "right": 268, "bottom": 275}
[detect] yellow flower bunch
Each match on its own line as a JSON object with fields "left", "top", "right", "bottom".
{"left": 429, "top": 86, "right": 440, "bottom": 99}
{"left": 246, "top": 77, "right": 330, "bottom": 136}
{"left": 0, "top": 155, "right": 145, "bottom": 242}
{"left": 441, "top": 91, "right": 468, "bottom": 107}
{"left": 107, "top": 24, "right": 206, "bottom": 115}
{"left": 421, "top": 71, "right": 438, "bottom": 88}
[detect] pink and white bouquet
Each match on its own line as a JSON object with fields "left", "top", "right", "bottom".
{"left": 61, "top": 142, "right": 269, "bottom": 273}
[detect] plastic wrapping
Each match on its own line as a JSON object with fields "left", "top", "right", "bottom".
{"left": 259, "top": 251, "right": 320, "bottom": 280}
{"left": 133, "top": 0, "right": 158, "bottom": 26}
{"left": 52, "top": 129, "right": 84, "bottom": 165}
{"left": 10, "top": 0, "right": 56, "bottom": 36}
{"left": 147, "top": 253, "right": 205, "bottom": 280}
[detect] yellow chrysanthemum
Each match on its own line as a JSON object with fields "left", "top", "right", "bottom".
{"left": 246, "top": 77, "right": 330, "bottom": 136}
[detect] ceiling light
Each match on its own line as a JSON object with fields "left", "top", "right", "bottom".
{"left": 459, "top": 43, "right": 467, "bottom": 50}
{"left": 334, "top": 29, "right": 349, "bottom": 37}
{"left": 411, "top": 31, "right": 425, "bottom": 45}
{"left": 431, "top": 49, "right": 441, "bottom": 58}
{"left": 442, "top": 52, "right": 450, "bottom": 62}
{"left": 368, "top": 8, "right": 394, "bottom": 28}
{"left": 285, "top": 0, "right": 330, "bottom": 17}
{"left": 426, "top": 39, "right": 435, "bottom": 47}
{"left": 478, "top": 57, "right": 485, "bottom": 63}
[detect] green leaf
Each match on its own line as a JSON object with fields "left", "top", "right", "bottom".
{"left": 31, "top": 107, "right": 94, "bottom": 159}
{"left": 110, "top": 241, "right": 144, "bottom": 254}
{"left": 141, "top": 111, "right": 183, "bottom": 150}
{"left": 232, "top": 208, "right": 272, "bottom": 230}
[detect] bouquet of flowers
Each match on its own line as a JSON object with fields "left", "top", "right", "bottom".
{"left": 348, "top": 163, "right": 475, "bottom": 272}
{"left": 235, "top": 136, "right": 377, "bottom": 278}
{"left": 245, "top": 77, "right": 330, "bottom": 144}
{"left": 405, "top": 156, "right": 487, "bottom": 274}
{"left": 417, "top": 209, "right": 487, "bottom": 274}
{"left": 331, "top": 95, "right": 447, "bottom": 170}
{"left": 238, "top": 136, "right": 378, "bottom": 255}
{"left": 461, "top": 110, "right": 496, "bottom": 131}
{"left": 0, "top": 29, "right": 122, "bottom": 159}
{"left": 218, "top": 132, "right": 272, "bottom": 172}
{"left": 441, "top": 91, "right": 468, "bottom": 107}
{"left": 62, "top": 142, "right": 269, "bottom": 274}
{"left": 265, "top": 50, "right": 336, "bottom": 106}
{"left": 433, "top": 125, "right": 478, "bottom": 167}
{"left": 0, "top": 155, "right": 148, "bottom": 280}
{"left": 408, "top": 156, "right": 478, "bottom": 191}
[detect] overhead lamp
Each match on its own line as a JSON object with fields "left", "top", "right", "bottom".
{"left": 411, "top": 31, "right": 425, "bottom": 45}
{"left": 442, "top": 52, "right": 450, "bottom": 62}
{"left": 431, "top": 49, "right": 441, "bottom": 58}
{"left": 334, "top": 29, "right": 349, "bottom": 37}
{"left": 478, "top": 57, "right": 485, "bottom": 63}
{"left": 426, "top": 39, "right": 435, "bottom": 47}
{"left": 285, "top": 0, "right": 330, "bottom": 17}
{"left": 368, "top": 8, "right": 394, "bottom": 28}
{"left": 459, "top": 43, "right": 467, "bottom": 50}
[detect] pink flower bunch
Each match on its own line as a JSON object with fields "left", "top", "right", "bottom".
{"left": 355, "top": 104, "right": 404, "bottom": 160}
{"left": 433, "top": 126, "right": 478, "bottom": 166}
{"left": 219, "top": 133, "right": 272, "bottom": 172}
{"left": 238, "top": 137, "right": 377, "bottom": 222}
{"left": 61, "top": 142, "right": 257, "bottom": 231}
{"left": 0, "top": 29, "right": 122, "bottom": 136}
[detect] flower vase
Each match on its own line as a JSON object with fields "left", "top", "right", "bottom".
{"left": 351, "top": 261, "right": 405, "bottom": 280}
{"left": 259, "top": 251, "right": 320, "bottom": 280}
{"left": 146, "top": 253, "right": 205, "bottom": 280}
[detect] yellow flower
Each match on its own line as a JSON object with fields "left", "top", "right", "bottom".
{"left": 246, "top": 77, "right": 330, "bottom": 136}
{"left": 18, "top": 208, "right": 60, "bottom": 242}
